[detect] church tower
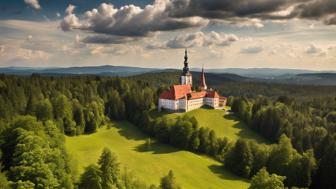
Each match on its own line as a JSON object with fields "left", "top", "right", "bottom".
{"left": 180, "top": 49, "right": 192, "bottom": 85}
{"left": 200, "top": 65, "right": 207, "bottom": 90}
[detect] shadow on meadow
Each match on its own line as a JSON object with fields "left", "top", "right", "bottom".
{"left": 110, "top": 121, "right": 146, "bottom": 141}
{"left": 134, "top": 141, "right": 179, "bottom": 154}
{"left": 224, "top": 114, "right": 268, "bottom": 144}
{"left": 110, "top": 121, "right": 180, "bottom": 154}
{"left": 208, "top": 164, "right": 250, "bottom": 183}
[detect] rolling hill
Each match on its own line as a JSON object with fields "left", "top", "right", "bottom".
{"left": 0, "top": 65, "right": 158, "bottom": 76}
{"left": 153, "top": 108, "right": 268, "bottom": 144}
{"left": 2, "top": 66, "right": 336, "bottom": 86}
{"left": 66, "top": 121, "right": 250, "bottom": 189}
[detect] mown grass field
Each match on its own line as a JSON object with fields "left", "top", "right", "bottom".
{"left": 153, "top": 107, "right": 268, "bottom": 143}
{"left": 66, "top": 121, "right": 250, "bottom": 189}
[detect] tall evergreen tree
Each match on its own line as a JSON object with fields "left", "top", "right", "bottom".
{"left": 79, "top": 164, "right": 103, "bottom": 189}
{"left": 98, "top": 148, "right": 120, "bottom": 189}
{"left": 160, "top": 170, "right": 181, "bottom": 189}
{"left": 225, "top": 139, "right": 253, "bottom": 178}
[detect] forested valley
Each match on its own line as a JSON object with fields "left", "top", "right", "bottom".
{"left": 1, "top": 73, "right": 336, "bottom": 189}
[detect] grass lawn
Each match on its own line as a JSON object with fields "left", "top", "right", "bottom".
{"left": 66, "top": 121, "right": 249, "bottom": 189}
{"left": 153, "top": 107, "right": 268, "bottom": 144}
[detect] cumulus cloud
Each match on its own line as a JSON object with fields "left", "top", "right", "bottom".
{"left": 60, "top": 1, "right": 208, "bottom": 39}
{"left": 60, "top": 4, "right": 81, "bottom": 31}
{"left": 24, "top": 0, "right": 41, "bottom": 10}
{"left": 59, "top": 0, "right": 336, "bottom": 44}
{"left": 241, "top": 45, "right": 263, "bottom": 54}
{"left": 148, "top": 31, "right": 238, "bottom": 49}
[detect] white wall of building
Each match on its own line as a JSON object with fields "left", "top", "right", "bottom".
{"left": 180, "top": 75, "right": 192, "bottom": 85}
{"left": 159, "top": 96, "right": 225, "bottom": 112}
{"left": 159, "top": 98, "right": 187, "bottom": 112}
{"left": 187, "top": 98, "right": 204, "bottom": 111}
{"left": 159, "top": 99, "right": 177, "bottom": 111}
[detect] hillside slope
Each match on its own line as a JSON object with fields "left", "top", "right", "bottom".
{"left": 66, "top": 121, "right": 249, "bottom": 189}
{"left": 154, "top": 108, "right": 268, "bottom": 144}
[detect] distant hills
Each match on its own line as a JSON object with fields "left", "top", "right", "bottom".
{"left": 1, "top": 65, "right": 336, "bottom": 86}
{"left": 192, "top": 68, "right": 336, "bottom": 79}
{"left": 0, "top": 65, "right": 158, "bottom": 76}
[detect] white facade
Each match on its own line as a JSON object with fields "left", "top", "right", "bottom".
{"left": 158, "top": 96, "right": 224, "bottom": 112}
{"left": 181, "top": 75, "right": 192, "bottom": 85}
{"left": 187, "top": 98, "right": 204, "bottom": 111}
{"left": 158, "top": 98, "right": 187, "bottom": 112}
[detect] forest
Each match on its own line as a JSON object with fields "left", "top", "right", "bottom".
{"left": 0, "top": 73, "right": 336, "bottom": 189}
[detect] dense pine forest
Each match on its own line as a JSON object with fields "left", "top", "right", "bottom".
{"left": 1, "top": 73, "right": 336, "bottom": 188}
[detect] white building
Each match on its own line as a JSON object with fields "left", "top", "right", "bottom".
{"left": 158, "top": 49, "right": 227, "bottom": 112}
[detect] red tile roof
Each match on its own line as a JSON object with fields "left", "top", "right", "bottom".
{"left": 159, "top": 84, "right": 226, "bottom": 101}
{"left": 173, "top": 84, "right": 192, "bottom": 99}
{"left": 159, "top": 91, "right": 175, "bottom": 100}
{"left": 159, "top": 84, "right": 191, "bottom": 100}
{"left": 189, "top": 91, "right": 207, "bottom": 99}
{"left": 206, "top": 91, "right": 220, "bottom": 98}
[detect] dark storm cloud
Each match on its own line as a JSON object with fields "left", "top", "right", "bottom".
{"left": 167, "top": 0, "right": 336, "bottom": 24}
{"left": 167, "top": 0, "right": 294, "bottom": 18}
{"left": 60, "top": 0, "right": 336, "bottom": 44}
{"left": 291, "top": 0, "right": 336, "bottom": 25}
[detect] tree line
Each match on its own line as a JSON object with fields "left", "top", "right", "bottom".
{"left": 1, "top": 73, "right": 336, "bottom": 188}
{"left": 230, "top": 95, "right": 336, "bottom": 189}
{"left": 0, "top": 74, "right": 156, "bottom": 188}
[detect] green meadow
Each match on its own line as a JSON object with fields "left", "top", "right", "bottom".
{"left": 66, "top": 121, "right": 250, "bottom": 189}
{"left": 153, "top": 107, "right": 268, "bottom": 143}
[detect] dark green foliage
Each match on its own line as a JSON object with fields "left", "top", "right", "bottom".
{"left": 35, "top": 99, "right": 53, "bottom": 121}
{"left": 160, "top": 170, "right": 181, "bottom": 189}
{"left": 79, "top": 164, "right": 103, "bottom": 189}
{"left": 0, "top": 171, "right": 10, "bottom": 189}
{"left": 105, "top": 90, "right": 125, "bottom": 120}
{"left": 98, "top": 148, "right": 120, "bottom": 189}
{"left": 249, "top": 168, "right": 285, "bottom": 189}
{"left": 1, "top": 116, "right": 73, "bottom": 189}
{"left": 225, "top": 139, "right": 253, "bottom": 178}
{"left": 312, "top": 139, "right": 336, "bottom": 189}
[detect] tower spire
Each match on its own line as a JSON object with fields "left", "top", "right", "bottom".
{"left": 180, "top": 48, "right": 192, "bottom": 85}
{"left": 200, "top": 64, "right": 207, "bottom": 90}
{"left": 184, "top": 48, "right": 188, "bottom": 63}
{"left": 182, "top": 48, "right": 189, "bottom": 75}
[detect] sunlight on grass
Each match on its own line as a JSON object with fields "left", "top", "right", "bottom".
{"left": 66, "top": 121, "right": 249, "bottom": 189}
{"left": 153, "top": 107, "right": 268, "bottom": 144}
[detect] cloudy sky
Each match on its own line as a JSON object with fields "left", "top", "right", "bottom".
{"left": 0, "top": 0, "right": 336, "bottom": 70}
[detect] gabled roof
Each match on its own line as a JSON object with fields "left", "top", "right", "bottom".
{"left": 159, "top": 91, "right": 175, "bottom": 100}
{"left": 159, "top": 84, "right": 226, "bottom": 101}
{"left": 173, "top": 84, "right": 192, "bottom": 99}
{"left": 159, "top": 84, "right": 192, "bottom": 100}
{"left": 206, "top": 91, "right": 220, "bottom": 98}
